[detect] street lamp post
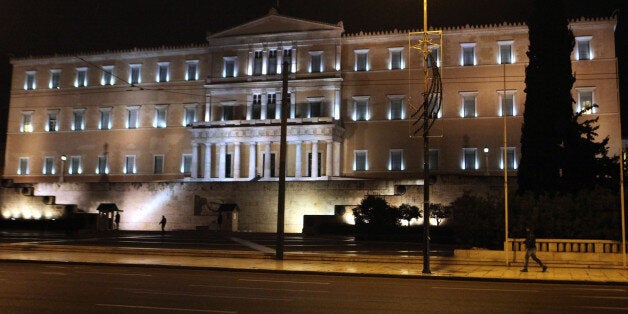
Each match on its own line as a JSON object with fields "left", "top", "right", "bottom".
{"left": 484, "top": 147, "right": 489, "bottom": 175}
{"left": 59, "top": 155, "right": 67, "bottom": 183}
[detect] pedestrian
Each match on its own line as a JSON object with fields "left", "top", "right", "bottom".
{"left": 114, "top": 212, "right": 120, "bottom": 230}
{"left": 521, "top": 226, "right": 547, "bottom": 272}
{"left": 159, "top": 215, "right": 167, "bottom": 234}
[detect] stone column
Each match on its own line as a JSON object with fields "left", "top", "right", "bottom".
{"left": 261, "top": 91, "right": 268, "bottom": 120}
{"left": 233, "top": 142, "right": 241, "bottom": 179}
{"left": 264, "top": 142, "right": 271, "bottom": 179}
{"left": 205, "top": 94, "right": 211, "bottom": 122}
{"left": 249, "top": 143, "right": 257, "bottom": 179}
{"left": 311, "top": 141, "right": 319, "bottom": 178}
{"left": 295, "top": 141, "right": 302, "bottom": 178}
{"left": 262, "top": 50, "right": 268, "bottom": 75}
{"left": 333, "top": 141, "right": 341, "bottom": 176}
{"left": 246, "top": 93, "right": 252, "bottom": 120}
{"left": 191, "top": 143, "right": 199, "bottom": 178}
{"left": 248, "top": 51, "right": 253, "bottom": 76}
{"left": 290, "top": 91, "right": 296, "bottom": 119}
{"left": 218, "top": 143, "right": 226, "bottom": 179}
{"left": 204, "top": 143, "right": 212, "bottom": 179}
{"left": 334, "top": 88, "right": 341, "bottom": 120}
{"left": 326, "top": 141, "right": 333, "bottom": 177}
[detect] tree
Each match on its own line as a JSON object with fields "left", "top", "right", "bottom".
{"left": 398, "top": 203, "right": 421, "bottom": 226}
{"left": 429, "top": 203, "right": 451, "bottom": 227}
{"left": 352, "top": 195, "right": 399, "bottom": 234}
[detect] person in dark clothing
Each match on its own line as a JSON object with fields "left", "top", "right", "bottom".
{"left": 114, "top": 212, "right": 120, "bottom": 230}
{"left": 521, "top": 226, "right": 547, "bottom": 272}
{"left": 159, "top": 215, "right": 167, "bottom": 234}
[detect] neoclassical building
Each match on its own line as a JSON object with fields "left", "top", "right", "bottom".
{"left": 3, "top": 11, "right": 621, "bottom": 185}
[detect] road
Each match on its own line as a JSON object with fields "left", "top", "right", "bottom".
{"left": 0, "top": 262, "right": 625, "bottom": 313}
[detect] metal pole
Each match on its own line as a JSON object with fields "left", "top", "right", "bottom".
{"left": 421, "top": 0, "right": 431, "bottom": 274}
{"left": 503, "top": 63, "right": 510, "bottom": 266}
{"left": 276, "top": 61, "right": 290, "bottom": 260}
{"left": 59, "top": 155, "right": 67, "bottom": 183}
{"left": 615, "top": 57, "right": 626, "bottom": 268}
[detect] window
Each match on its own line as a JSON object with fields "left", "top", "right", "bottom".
{"left": 47, "top": 110, "right": 59, "bottom": 132}
{"left": 460, "top": 93, "right": 477, "bottom": 118}
{"left": 181, "top": 154, "right": 192, "bottom": 174}
{"left": 184, "top": 104, "right": 197, "bottom": 126}
{"left": 500, "top": 147, "right": 517, "bottom": 170}
{"left": 307, "top": 152, "right": 321, "bottom": 177}
{"left": 576, "top": 36, "right": 592, "bottom": 60}
{"left": 389, "top": 149, "right": 404, "bottom": 171}
{"left": 124, "top": 155, "right": 136, "bottom": 174}
{"left": 498, "top": 41, "right": 514, "bottom": 64}
{"left": 25, "top": 71, "right": 36, "bottom": 90}
{"left": 428, "top": 93, "right": 442, "bottom": 118}
{"left": 267, "top": 50, "right": 278, "bottom": 74}
{"left": 129, "top": 64, "right": 141, "bottom": 84}
{"left": 251, "top": 94, "right": 262, "bottom": 119}
{"left": 576, "top": 88, "right": 596, "bottom": 114}
{"left": 154, "top": 105, "right": 167, "bottom": 128}
{"left": 252, "top": 51, "right": 263, "bottom": 76}
{"left": 69, "top": 156, "right": 82, "bottom": 174}
{"left": 308, "top": 98, "right": 322, "bottom": 118}
{"left": 21, "top": 111, "right": 34, "bottom": 132}
{"left": 50, "top": 69, "right": 61, "bottom": 89}
{"left": 72, "top": 109, "right": 85, "bottom": 131}
{"left": 429, "top": 149, "right": 439, "bottom": 170}
{"left": 388, "top": 96, "right": 404, "bottom": 120}
{"left": 389, "top": 48, "right": 403, "bottom": 70}
{"left": 223, "top": 57, "right": 236, "bottom": 77}
{"left": 154, "top": 155, "right": 164, "bottom": 174}
{"left": 96, "top": 155, "right": 108, "bottom": 174}
{"left": 283, "top": 48, "right": 293, "bottom": 73}
{"left": 354, "top": 150, "right": 368, "bottom": 171}
{"left": 99, "top": 108, "right": 112, "bottom": 130}
{"left": 427, "top": 47, "right": 440, "bottom": 68}
{"left": 127, "top": 106, "right": 139, "bottom": 129}
{"left": 309, "top": 51, "right": 323, "bottom": 73}
{"left": 353, "top": 96, "right": 369, "bottom": 121}
{"left": 225, "top": 154, "right": 233, "bottom": 178}
{"left": 462, "top": 148, "right": 478, "bottom": 170}
{"left": 43, "top": 157, "right": 54, "bottom": 175}
{"left": 157, "top": 62, "right": 170, "bottom": 82}
{"left": 186, "top": 60, "right": 198, "bottom": 81}
{"left": 461, "top": 43, "right": 476, "bottom": 66}
{"left": 267, "top": 93, "right": 277, "bottom": 119}
{"left": 18, "top": 157, "right": 29, "bottom": 175}
{"left": 355, "top": 49, "right": 369, "bottom": 71}
{"left": 499, "top": 91, "right": 516, "bottom": 116}
{"left": 101, "top": 66, "right": 114, "bottom": 85}
{"left": 75, "top": 67, "right": 87, "bottom": 87}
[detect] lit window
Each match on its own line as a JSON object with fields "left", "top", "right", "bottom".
{"left": 99, "top": 107, "right": 112, "bottom": 130}
{"left": 498, "top": 41, "right": 514, "bottom": 64}
{"left": 353, "top": 96, "right": 369, "bottom": 121}
{"left": 186, "top": 60, "right": 198, "bottom": 81}
{"left": 101, "top": 66, "right": 114, "bottom": 85}
{"left": 389, "top": 47, "right": 404, "bottom": 70}
{"left": 427, "top": 46, "right": 440, "bottom": 68}
{"left": 43, "top": 157, "right": 54, "bottom": 175}
{"left": 462, "top": 148, "right": 478, "bottom": 170}
{"left": 127, "top": 106, "right": 140, "bottom": 129}
{"left": 576, "top": 36, "right": 592, "bottom": 60}
{"left": 388, "top": 96, "right": 405, "bottom": 120}
{"left": 18, "top": 157, "right": 29, "bottom": 175}
{"left": 181, "top": 154, "right": 192, "bottom": 174}
{"left": 124, "top": 155, "right": 136, "bottom": 174}
{"left": 69, "top": 156, "right": 82, "bottom": 174}
{"left": 461, "top": 43, "right": 476, "bottom": 66}
{"left": 389, "top": 149, "right": 404, "bottom": 171}
{"left": 96, "top": 155, "right": 108, "bottom": 174}
{"left": 157, "top": 62, "right": 170, "bottom": 82}
{"left": 307, "top": 97, "right": 323, "bottom": 118}
{"left": 21, "top": 111, "right": 34, "bottom": 133}
{"left": 154, "top": 155, "right": 164, "bottom": 174}
{"left": 429, "top": 149, "right": 439, "bottom": 170}
{"left": 251, "top": 94, "right": 262, "bottom": 120}
{"left": 252, "top": 51, "right": 263, "bottom": 76}
{"left": 500, "top": 147, "right": 517, "bottom": 170}
{"left": 75, "top": 67, "right": 88, "bottom": 87}
{"left": 154, "top": 105, "right": 167, "bottom": 128}
{"left": 267, "top": 50, "right": 278, "bottom": 75}
{"left": 460, "top": 92, "right": 477, "bottom": 118}
{"left": 223, "top": 57, "right": 236, "bottom": 78}
{"left": 50, "top": 69, "right": 61, "bottom": 89}
{"left": 309, "top": 51, "right": 323, "bottom": 73}
{"left": 24, "top": 71, "right": 36, "bottom": 90}
{"left": 72, "top": 109, "right": 85, "bottom": 131}
{"left": 267, "top": 93, "right": 277, "bottom": 119}
{"left": 184, "top": 104, "right": 197, "bottom": 126}
{"left": 47, "top": 110, "right": 59, "bottom": 132}
{"left": 576, "top": 88, "right": 596, "bottom": 114}
{"left": 355, "top": 49, "right": 369, "bottom": 71}
{"left": 499, "top": 91, "right": 516, "bottom": 117}
{"left": 129, "top": 64, "right": 141, "bottom": 84}
{"left": 354, "top": 150, "right": 368, "bottom": 171}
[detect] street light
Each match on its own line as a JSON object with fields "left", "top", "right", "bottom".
{"left": 484, "top": 147, "right": 489, "bottom": 175}
{"left": 59, "top": 155, "right": 67, "bottom": 183}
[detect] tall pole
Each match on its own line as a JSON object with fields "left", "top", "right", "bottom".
{"left": 276, "top": 61, "right": 290, "bottom": 260}
{"left": 503, "top": 63, "right": 510, "bottom": 266}
{"left": 616, "top": 57, "right": 626, "bottom": 268}
{"left": 59, "top": 155, "right": 67, "bottom": 183}
{"left": 421, "top": 0, "right": 431, "bottom": 274}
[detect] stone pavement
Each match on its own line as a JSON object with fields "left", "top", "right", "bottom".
{"left": 0, "top": 238, "right": 626, "bottom": 285}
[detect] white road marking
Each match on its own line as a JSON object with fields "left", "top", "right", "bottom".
{"left": 191, "top": 284, "right": 329, "bottom": 293}
{"left": 571, "top": 295, "right": 628, "bottom": 300}
{"left": 432, "top": 286, "right": 538, "bottom": 293}
{"left": 96, "top": 304, "right": 235, "bottom": 313}
{"left": 575, "top": 306, "right": 628, "bottom": 311}
{"left": 564, "top": 287, "right": 626, "bottom": 292}
{"left": 238, "top": 278, "right": 330, "bottom": 285}
{"left": 123, "top": 288, "right": 291, "bottom": 301}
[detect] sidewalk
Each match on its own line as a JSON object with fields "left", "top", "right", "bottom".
{"left": 1, "top": 241, "right": 626, "bottom": 285}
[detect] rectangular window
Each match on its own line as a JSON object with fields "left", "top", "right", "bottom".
{"left": 354, "top": 97, "right": 369, "bottom": 121}
{"left": 576, "top": 37, "right": 592, "bottom": 60}
{"left": 75, "top": 67, "right": 87, "bottom": 87}
{"left": 267, "top": 50, "right": 278, "bottom": 74}
{"left": 267, "top": 93, "right": 277, "bottom": 119}
{"left": 127, "top": 106, "right": 139, "bottom": 129}
{"left": 225, "top": 154, "right": 233, "bottom": 178}
{"left": 155, "top": 105, "right": 167, "bottom": 128}
{"left": 253, "top": 51, "right": 263, "bottom": 76}
{"left": 181, "top": 154, "right": 192, "bottom": 174}
{"left": 389, "top": 48, "right": 403, "bottom": 70}
{"left": 354, "top": 150, "right": 368, "bottom": 171}
{"left": 154, "top": 155, "right": 164, "bottom": 174}
{"left": 427, "top": 47, "right": 440, "bottom": 68}
{"left": 25, "top": 71, "right": 36, "bottom": 90}
{"left": 577, "top": 89, "right": 595, "bottom": 114}
{"left": 157, "top": 62, "right": 170, "bottom": 82}
{"left": 47, "top": 110, "right": 59, "bottom": 132}
{"left": 21, "top": 112, "right": 33, "bottom": 132}
{"left": 355, "top": 50, "right": 368, "bottom": 71}
{"left": 130, "top": 64, "right": 141, "bottom": 84}
{"left": 389, "top": 97, "right": 404, "bottom": 120}
{"left": 224, "top": 57, "right": 236, "bottom": 77}
{"left": 69, "top": 156, "right": 82, "bottom": 174}
{"left": 463, "top": 148, "right": 477, "bottom": 170}
{"left": 124, "top": 155, "right": 136, "bottom": 174}
{"left": 96, "top": 155, "right": 108, "bottom": 174}
{"left": 500, "top": 147, "right": 517, "bottom": 170}
{"left": 43, "top": 157, "right": 54, "bottom": 175}
{"left": 99, "top": 108, "right": 111, "bottom": 130}
{"left": 283, "top": 49, "right": 293, "bottom": 73}
{"left": 499, "top": 41, "right": 513, "bottom": 64}
{"left": 461, "top": 43, "right": 476, "bottom": 66}
{"left": 50, "top": 70, "right": 61, "bottom": 89}
{"left": 307, "top": 152, "right": 321, "bottom": 177}
{"left": 462, "top": 94, "right": 477, "bottom": 118}
{"left": 251, "top": 94, "right": 262, "bottom": 119}
{"left": 222, "top": 105, "right": 234, "bottom": 121}
{"left": 310, "top": 52, "right": 322, "bottom": 73}
{"left": 389, "top": 149, "right": 403, "bottom": 171}
{"left": 101, "top": 66, "right": 114, "bottom": 85}
{"left": 18, "top": 157, "right": 29, "bottom": 175}
{"left": 500, "top": 93, "right": 515, "bottom": 117}
{"left": 184, "top": 105, "right": 197, "bottom": 126}
{"left": 429, "top": 149, "right": 439, "bottom": 170}
{"left": 73, "top": 109, "right": 85, "bottom": 131}
{"left": 186, "top": 60, "right": 198, "bottom": 81}
{"left": 428, "top": 93, "right": 442, "bottom": 118}
{"left": 308, "top": 99, "right": 322, "bottom": 118}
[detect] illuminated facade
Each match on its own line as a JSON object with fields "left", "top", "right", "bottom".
{"left": 3, "top": 11, "right": 620, "bottom": 185}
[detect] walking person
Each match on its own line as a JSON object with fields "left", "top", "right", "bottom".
{"left": 159, "top": 215, "right": 167, "bottom": 234}
{"left": 521, "top": 226, "right": 547, "bottom": 272}
{"left": 114, "top": 212, "right": 120, "bottom": 230}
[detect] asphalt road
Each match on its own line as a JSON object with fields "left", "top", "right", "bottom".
{"left": 1, "top": 262, "right": 626, "bottom": 313}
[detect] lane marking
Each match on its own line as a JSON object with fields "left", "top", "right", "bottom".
{"left": 123, "top": 288, "right": 291, "bottom": 301}
{"left": 229, "top": 237, "right": 274, "bottom": 254}
{"left": 96, "top": 304, "right": 235, "bottom": 313}
{"left": 564, "top": 287, "right": 626, "bottom": 292}
{"left": 40, "top": 272, "right": 67, "bottom": 276}
{"left": 191, "top": 284, "right": 329, "bottom": 293}
{"left": 432, "top": 286, "right": 538, "bottom": 293}
{"left": 238, "top": 279, "right": 330, "bottom": 285}
{"left": 570, "top": 295, "right": 628, "bottom": 300}
{"left": 575, "top": 306, "right": 628, "bottom": 311}
{"left": 77, "top": 271, "right": 152, "bottom": 277}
